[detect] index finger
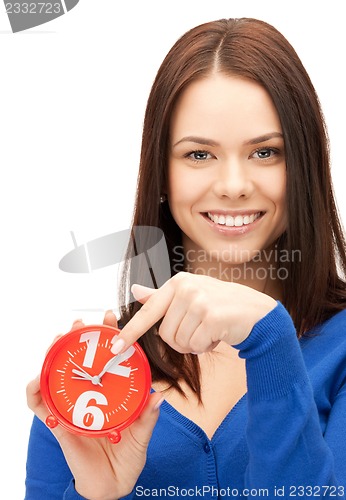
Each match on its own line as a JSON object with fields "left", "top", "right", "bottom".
{"left": 111, "top": 282, "right": 174, "bottom": 354}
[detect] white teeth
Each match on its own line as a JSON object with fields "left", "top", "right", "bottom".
{"left": 234, "top": 215, "right": 243, "bottom": 227}
{"left": 207, "top": 212, "right": 261, "bottom": 227}
{"left": 226, "top": 215, "right": 234, "bottom": 227}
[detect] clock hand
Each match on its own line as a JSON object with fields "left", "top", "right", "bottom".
{"left": 69, "top": 360, "right": 102, "bottom": 386}
{"left": 69, "top": 358, "right": 92, "bottom": 376}
{"left": 71, "top": 375, "right": 104, "bottom": 387}
{"left": 72, "top": 368, "right": 92, "bottom": 379}
{"left": 97, "top": 346, "right": 135, "bottom": 379}
{"left": 108, "top": 364, "right": 131, "bottom": 378}
{"left": 71, "top": 369, "right": 103, "bottom": 386}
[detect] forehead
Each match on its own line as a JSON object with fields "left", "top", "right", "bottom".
{"left": 170, "top": 74, "right": 282, "bottom": 144}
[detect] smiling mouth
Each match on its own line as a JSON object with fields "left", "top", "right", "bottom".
{"left": 206, "top": 212, "right": 264, "bottom": 227}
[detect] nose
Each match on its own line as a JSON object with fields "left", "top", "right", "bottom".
{"left": 212, "top": 157, "right": 254, "bottom": 200}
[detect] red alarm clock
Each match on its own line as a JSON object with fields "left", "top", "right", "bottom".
{"left": 40, "top": 325, "right": 151, "bottom": 443}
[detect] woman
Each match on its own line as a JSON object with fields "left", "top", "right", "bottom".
{"left": 25, "top": 18, "right": 346, "bottom": 499}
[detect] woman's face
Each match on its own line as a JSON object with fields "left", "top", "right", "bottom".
{"left": 168, "top": 73, "right": 287, "bottom": 267}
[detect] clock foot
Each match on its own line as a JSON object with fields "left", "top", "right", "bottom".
{"left": 107, "top": 431, "right": 121, "bottom": 444}
{"left": 46, "top": 415, "right": 59, "bottom": 429}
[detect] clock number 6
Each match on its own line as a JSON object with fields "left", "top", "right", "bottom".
{"left": 72, "top": 390, "right": 107, "bottom": 430}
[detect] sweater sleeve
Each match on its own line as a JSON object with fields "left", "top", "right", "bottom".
{"left": 234, "top": 302, "right": 345, "bottom": 495}
{"left": 25, "top": 416, "right": 86, "bottom": 500}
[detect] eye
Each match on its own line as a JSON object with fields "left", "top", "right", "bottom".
{"left": 185, "top": 150, "right": 214, "bottom": 162}
{"left": 251, "top": 147, "right": 280, "bottom": 160}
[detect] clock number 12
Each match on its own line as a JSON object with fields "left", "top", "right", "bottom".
{"left": 79, "top": 330, "right": 135, "bottom": 371}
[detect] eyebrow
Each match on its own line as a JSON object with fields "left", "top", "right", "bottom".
{"left": 172, "top": 132, "right": 283, "bottom": 148}
{"left": 245, "top": 132, "right": 283, "bottom": 145}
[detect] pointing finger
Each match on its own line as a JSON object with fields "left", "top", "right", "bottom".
{"left": 111, "top": 282, "right": 174, "bottom": 354}
{"left": 131, "top": 284, "right": 156, "bottom": 304}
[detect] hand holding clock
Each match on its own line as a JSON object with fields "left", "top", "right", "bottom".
{"left": 26, "top": 273, "right": 275, "bottom": 499}
{"left": 26, "top": 312, "right": 164, "bottom": 500}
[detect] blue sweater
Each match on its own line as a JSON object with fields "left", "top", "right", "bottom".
{"left": 25, "top": 303, "right": 346, "bottom": 499}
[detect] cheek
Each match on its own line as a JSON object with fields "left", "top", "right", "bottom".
{"left": 275, "top": 176, "right": 287, "bottom": 213}
{"left": 168, "top": 165, "right": 208, "bottom": 206}
{"left": 266, "top": 172, "right": 287, "bottom": 237}
{"left": 260, "top": 168, "right": 286, "bottom": 211}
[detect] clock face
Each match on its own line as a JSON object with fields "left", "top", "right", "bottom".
{"left": 40, "top": 325, "right": 151, "bottom": 441}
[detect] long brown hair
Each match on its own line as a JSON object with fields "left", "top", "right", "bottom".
{"left": 119, "top": 18, "right": 346, "bottom": 397}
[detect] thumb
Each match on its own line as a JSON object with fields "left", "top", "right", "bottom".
{"left": 131, "top": 284, "right": 156, "bottom": 304}
{"left": 129, "top": 392, "right": 164, "bottom": 446}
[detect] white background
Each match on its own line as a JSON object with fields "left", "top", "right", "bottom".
{"left": 0, "top": 1, "right": 344, "bottom": 498}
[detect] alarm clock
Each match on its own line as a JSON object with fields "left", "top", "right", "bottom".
{"left": 40, "top": 324, "right": 151, "bottom": 443}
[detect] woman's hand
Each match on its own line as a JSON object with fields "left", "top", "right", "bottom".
{"left": 112, "top": 272, "right": 277, "bottom": 356}
{"left": 26, "top": 311, "right": 163, "bottom": 500}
